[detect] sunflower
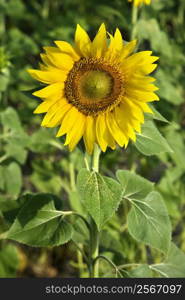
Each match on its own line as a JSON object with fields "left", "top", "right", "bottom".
{"left": 128, "top": 0, "right": 151, "bottom": 6}
{"left": 28, "top": 24, "right": 158, "bottom": 154}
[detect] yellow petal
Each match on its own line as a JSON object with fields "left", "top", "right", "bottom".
{"left": 28, "top": 69, "right": 67, "bottom": 84}
{"left": 41, "top": 100, "right": 61, "bottom": 126}
{"left": 120, "top": 39, "right": 137, "bottom": 59}
{"left": 124, "top": 97, "right": 144, "bottom": 123}
{"left": 96, "top": 114, "right": 116, "bottom": 152}
{"left": 48, "top": 101, "right": 72, "bottom": 128}
{"left": 125, "top": 89, "right": 159, "bottom": 102}
{"left": 106, "top": 111, "right": 127, "bottom": 147}
{"left": 54, "top": 41, "right": 80, "bottom": 61}
{"left": 137, "top": 63, "right": 158, "bottom": 75}
{"left": 127, "top": 79, "right": 158, "bottom": 92}
{"left": 33, "top": 82, "right": 64, "bottom": 99}
{"left": 83, "top": 116, "right": 96, "bottom": 154}
{"left": 56, "top": 107, "right": 79, "bottom": 137}
{"left": 40, "top": 53, "right": 53, "bottom": 67}
{"left": 115, "top": 105, "right": 136, "bottom": 142}
{"left": 75, "top": 24, "right": 91, "bottom": 57}
{"left": 91, "top": 23, "right": 107, "bottom": 58}
{"left": 65, "top": 113, "right": 86, "bottom": 151}
{"left": 113, "top": 28, "right": 123, "bottom": 52}
{"left": 105, "top": 29, "right": 123, "bottom": 61}
{"left": 34, "top": 97, "right": 58, "bottom": 114}
{"left": 43, "top": 46, "right": 60, "bottom": 53}
{"left": 119, "top": 102, "right": 142, "bottom": 133}
{"left": 121, "top": 51, "right": 159, "bottom": 75}
{"left": 44, "top": 51, "right": 74, "bottom": 70}
{"left": 132, "top": 101, "right": 153, "bottom": 114}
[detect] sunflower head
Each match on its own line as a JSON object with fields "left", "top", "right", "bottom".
{"left": 128, "top": 0, "right": 151, "bottom": 6}
{"left": 28, "top": 23, "right": 159, "bottom": 154}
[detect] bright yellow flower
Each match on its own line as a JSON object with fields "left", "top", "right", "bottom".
{"left": 28, "top": 24, "right": 159, "bottom": 154}
{"left": 128, "top": 0, "right": 151, "bottom": 6}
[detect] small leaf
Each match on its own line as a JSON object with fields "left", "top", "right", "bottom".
{"left": 135, "top": 120, "right": 173, "bottom": 156}
{"left": 77, "top": 169, "right": 122, "bottom": 230}
{"left": 0, "top": 244, "right": 19, "bottom": 277}
{"left": 147, "top": 105, "right": 169, "bottom": 123}
{"left": 5, "top": 143, "right": 27, "bottom": 164}
{"left": 0, "top": 107, "right": 22, "bottom": 131}
{"left": 151, "top": 243, "right": 185, "bottom": 278}
{"left": 129, "top": 265, "right": 153, "bottom": 278}
{"left": 127, "top": 191, "right": 171, "bottom": 253}
{"left": 117, "top": 170, "right": 154, "bottom": 201}
{"left": 4, "top": 162, "right": 22, "bottom": 197}
{"left": 7, "top": 193, "right": 73, "bottom": 247}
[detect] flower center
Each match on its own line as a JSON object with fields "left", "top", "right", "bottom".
{"left": 80, "top": 70, "right": 113, "bottom": 99}
{"left": 65, "top": 58, "right": 124, "bottom": 116}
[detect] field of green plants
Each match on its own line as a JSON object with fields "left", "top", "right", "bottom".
{"left": 0, "top": 0, "right": 185, "bottom": 278}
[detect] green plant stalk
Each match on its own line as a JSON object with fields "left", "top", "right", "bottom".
{"left": 87, "top": 144, "right": 101, "bottom": 277}
{"left": 89, "top": 218, "right": 100, "bottom": 277}
{"left": 92, "top": 143, "right": 101, "bottom": 172}
{"left": 69, "top": 162, "right": 76, "bottom": 191}
{"left": 131, "top": 4, "right": 138, "bottom": 40}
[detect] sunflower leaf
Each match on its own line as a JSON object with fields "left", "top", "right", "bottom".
{"left": 151, "top": 243, "right": 185, "bottom": 277}
{"left": 7, "top": 193, "right": 73, "bottom": 247}
{"left": 77, "top": 169, "right": 122, "bottom": 230}
{"left": 117, "top": 170, "right": 154, "bottom": 201}
{"left": 0, "top": 244, "right": 19, "bottom": 277}
{"left": 4, "top": 162, "right": 22, "bottom": 198}
{"left": 127, "top": 191, "right": 171, "bottom": 253}
{"left": 135, "top": 120, "right": 173, "bottom": 156}
{"left": 128, "top": 265, "right": 153, "bottom": 278}
{"left": 147, "top": 105, "right": 169, "bottom": 123}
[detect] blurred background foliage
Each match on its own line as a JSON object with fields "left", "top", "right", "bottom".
{"left": 0, "top": 0, "right": 185, "bottom": 277}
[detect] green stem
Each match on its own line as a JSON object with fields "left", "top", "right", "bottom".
{"left": 89, "top": 218, "right": 99, "bottom": 277}
{"left": 131, "top": 4, "right": 138, "bottom": 40}
{"left": 84, "top": 152, "right": 90, "bottom": 171}
{"left": 85, "top": 144, "right": 101, "bottom": 277}
{"left": 69, "top": 162, "right": 76, "bottom": 191}
{"left": 94, "top": 255, "right": 123, "bottom": 278}
{"left": 92, "top": 143, "right": 101, "bottom": 172}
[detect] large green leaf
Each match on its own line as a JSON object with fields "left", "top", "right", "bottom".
{"left": 151, "top": 243, "right": 185, "bottom": 278}
{"left": 117, "top": 171, "right": 171, "bottom": 252}
{"left": 127, "top": 191, "right": 171, "bottom": 253}
{"left": 77, "top": 169, "right": 122, "bottom": 230}
{"left": 7, "top": 193, "right": 73, "bottom": 247}
{"left": 135, "top": 120, "right": 173, "bottom": 156}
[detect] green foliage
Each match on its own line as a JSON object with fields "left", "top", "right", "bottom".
{"left": 7, "top": 194, "right": 73, "bottom": 247}
{"left": 127, "top": 191, "right": 171, "bottom": 253}
{"left": 129, "top": 265, "right": 153, "bottom": 278}
{"left": 0, "top": 244, "right": 19, "bottom": 277}
{"left": 117, "top": 170, "right": 171, "bottom": 253}
{"left": 77, "top": 169, "right": 122, "bottom": 230}
{"left": 151, "top": 243, "right": 185, "bottom": 278}
{"left": 0, "top": 0, "right": 184, "bottom": 278}
{"left": 135, "top": 120, "right": 172, "bottom": 156}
